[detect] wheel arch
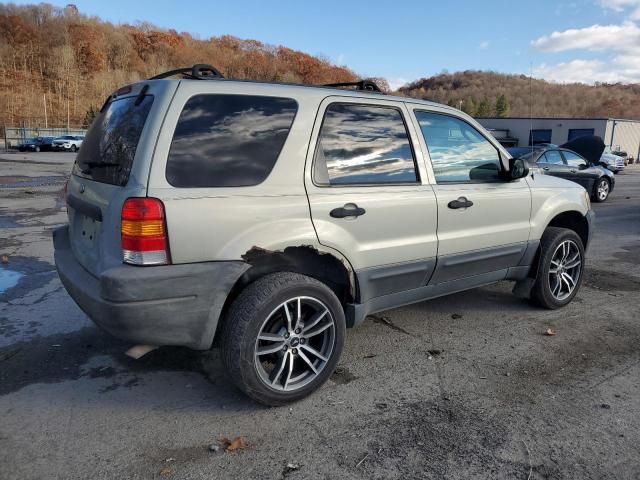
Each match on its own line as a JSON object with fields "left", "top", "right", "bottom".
{"left": 546, "top": 210, "right": 590, "bottom": 248}
{"left": 213, "top": 245, "right": 356, "bottom": 345}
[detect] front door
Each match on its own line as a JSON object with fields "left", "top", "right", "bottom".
{"left": 410, "top": 107, "right": 532, "bottom": 284}
{"left": 305, "top": 98, "right": 438, "bottom": 302}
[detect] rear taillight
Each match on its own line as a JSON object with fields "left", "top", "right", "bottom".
{"left": 121, "top": 197, "right": 170, "bottom": 266}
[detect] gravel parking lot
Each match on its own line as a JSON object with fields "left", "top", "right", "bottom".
{"left": 1, "top": 152, "right": 639, "bottom": 480}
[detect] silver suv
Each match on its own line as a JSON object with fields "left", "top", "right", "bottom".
{"left": 54, "top": 65, "right": 595, "bottom": 405}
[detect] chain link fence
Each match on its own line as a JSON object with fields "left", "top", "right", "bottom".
{"left": 2, "top": 126, "right": 88, "bottom": 150}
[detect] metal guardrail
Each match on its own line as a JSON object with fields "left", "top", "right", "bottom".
{"left": 3, "top": 126, "right": 88, "bottom": 149}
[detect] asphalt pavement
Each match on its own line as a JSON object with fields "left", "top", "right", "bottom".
{"left": 1, "top": 152, "right": 639, "bottom": 479}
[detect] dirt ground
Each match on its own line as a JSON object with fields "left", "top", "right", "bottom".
{"left": 1, "top": 151, "right": 639, "bottom": 480}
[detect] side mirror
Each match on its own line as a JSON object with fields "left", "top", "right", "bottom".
{"left": 509, "top": 157, "right": 530, "bottom": 180}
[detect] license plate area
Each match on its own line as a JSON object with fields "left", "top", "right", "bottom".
{"left": 77, "top": 214, "right": 100, "bottom": 248}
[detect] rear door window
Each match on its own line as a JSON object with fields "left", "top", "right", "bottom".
{"left": 74, "top": 95, "right": 154, "bottom": 186}
{"left": 542, "top": 150, "right": 565, "bottom": 164}
{"left": 313, "top": 103, "right": 418, "bottom": 185}
{"left": 166, "top": 95, "right": 297, "bottom": 187}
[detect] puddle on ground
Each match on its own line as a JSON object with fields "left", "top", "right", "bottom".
{"left": 0, "top": 216, "right": 22, "bottom": 228}
{"left": 0, "top": 175, "right": 66, "bottom": 188}
{"left": 0, "top": 268, "right": 23, "bottom": 293}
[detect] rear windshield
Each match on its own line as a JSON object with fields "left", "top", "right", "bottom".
{"left": 73, "top": 95, "right": 154, "bottom": 186}
{"left": 166, "top": 94, "right": 297, "bottom": 187}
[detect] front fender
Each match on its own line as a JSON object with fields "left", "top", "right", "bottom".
{"left": 528, "top": 186, "right": 589, "bottom": 241}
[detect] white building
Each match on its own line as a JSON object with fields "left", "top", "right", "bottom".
{"left": 477, "top": 117, "right": 640, "bottom": 160}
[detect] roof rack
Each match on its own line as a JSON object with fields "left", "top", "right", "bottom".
{"left": 149, "top": 64, "right": 225, "bottom": 80}
{"left": 322, "top": 80, "right": 383, "bottom": 93}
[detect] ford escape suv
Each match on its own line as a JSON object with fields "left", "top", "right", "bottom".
{"left": 54, "top": 65, "right": 595, "bottom": 406}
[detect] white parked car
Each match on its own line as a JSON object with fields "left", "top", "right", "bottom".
{"left": 52, "top": 135, "right": 83, "bottom": 152}
{"left": 600, "top": 147, "right": 625, "bottom": 173}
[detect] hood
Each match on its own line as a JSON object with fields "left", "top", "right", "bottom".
{"left": 559, "top": 135, "right": 605, "bottom": 164}
{"left": 600, "top": 152, "right": 618, "bottom": 161}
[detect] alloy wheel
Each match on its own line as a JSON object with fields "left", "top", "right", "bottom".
{"left": 597, "top": 179, "right": 609, "bottom": 201}
{"left": 254, "top": 296, "right": 336, "bottom": 392}
{"left": 548, "top": 239, "right": 582, "bottom": 301}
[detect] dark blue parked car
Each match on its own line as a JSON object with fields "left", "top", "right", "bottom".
{"left": 18, "top": 137, "right": 55, "bottom": 152}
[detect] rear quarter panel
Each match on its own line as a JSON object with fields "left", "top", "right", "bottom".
{"left": 147, "top": 81, "right": 338, "bottom": 263}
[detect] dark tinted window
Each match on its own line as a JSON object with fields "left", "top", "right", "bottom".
{"left": 313, "top": 104, "right": 417, "bottom": 185}
{"left": 415, "top": 111, "right": 502, "bottom": 183}
{"left": 543, "top": 150, "right": 564, "bottom": 164}
{"left": 166, "top": 95, "right": 297, "bottom": 187}
{"left": 529, "top": 129, "right": 552, "bottom": 146}
{"left": 74, "top": 95, "right": 154, "bottom": 186}
{"left": 567, "top": 128, "right": 594, "bottom": 141}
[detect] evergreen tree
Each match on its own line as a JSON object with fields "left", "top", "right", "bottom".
{"left": 461, "top": 97, "right": 477, "bottom": 116}
{"left": 82, "top": 106, "right": 96, "bottom": 128}
{"left": 476, "top": 97, "right": 492, "bottom": 117}
{"left": 495, "top": 94, "right": 510, "bottom": 117}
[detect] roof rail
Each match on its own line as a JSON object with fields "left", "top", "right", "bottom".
{"left": 149, "top": 64, "right": 225, "bottom": 80}
{"left": 322, "top": 79, "right": 383, "bottom": 93}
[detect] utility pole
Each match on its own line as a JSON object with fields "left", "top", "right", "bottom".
{"left": 43, "top": 93, "right": 48, "bottom": 129}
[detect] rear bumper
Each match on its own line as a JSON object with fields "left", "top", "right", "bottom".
{"left": 53, "top": 226, "right": 249, "bottom": 350}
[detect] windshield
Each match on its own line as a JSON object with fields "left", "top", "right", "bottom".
{"left": 73, "top": 94, "right": 154, "bottom": 186}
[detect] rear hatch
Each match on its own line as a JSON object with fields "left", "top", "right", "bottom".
{"left": 66, "top": 81, "right": 177, "bottom": 277}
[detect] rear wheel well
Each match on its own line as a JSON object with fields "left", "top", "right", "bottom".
{"left": 214, "top": 246, "right": 354, "bottom": 345}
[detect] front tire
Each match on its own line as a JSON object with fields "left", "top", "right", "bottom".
{"left": 531, "top": 227, "right": 584, "bottom": 309}
{"left": 220, "top": 272, "right": 346, "bottom": 406}
{"left": 593, "top": 178, "right": 610, "bottom": 202}
{"left": 71, "top": 145, "right": 77, "bottom": 152}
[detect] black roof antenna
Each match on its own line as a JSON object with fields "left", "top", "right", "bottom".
{"left": 149, "top": 64, "right": 225, "bottom": 80}
{"left": 323, "top": 79, "right": 383, "bottom": 93}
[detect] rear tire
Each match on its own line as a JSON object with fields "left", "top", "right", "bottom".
{"left": 71, "top": 145, "right": 77, "bottom": 152}
{"left": 220, "top": 272, "right": 346, "bottom": 406}
{"left": 592, "top": 178, "right": 610, "bottom": 202}
{"left": 531, "top": 227, "right": 584, "bottom": 309}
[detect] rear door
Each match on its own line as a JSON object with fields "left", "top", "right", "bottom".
{"left": 561, "top": 150, "right": 597, "bottom": 190}
{"left": 409, "top": 107, "right": 531, "bottom": 284}
{"left": 305, "top": 97, "right": 438, "bottom": 302}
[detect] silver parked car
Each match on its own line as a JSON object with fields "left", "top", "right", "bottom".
{"left": 52, "top": 135, "right": 83, "bottom": 152}
{"left": 54, "top": 65, "right": 595, "bottom": 405}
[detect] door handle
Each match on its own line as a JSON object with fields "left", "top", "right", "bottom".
{"left": 330, "top": 204, "right": 366, "bottom": 218}
{"left": 570, "top": 169, "right": 577, "bottom": 173}
{"left": 543, "top": 166, "right": 550, "bottom": 171}
{"left": 448, "top": 197, "right": 473, "bottom": 209}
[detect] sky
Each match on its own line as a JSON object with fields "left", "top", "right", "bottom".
{"left": 13, "top": 0, "right": 640, "bottom": 88}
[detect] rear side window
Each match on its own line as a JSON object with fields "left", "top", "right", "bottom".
{"left": 166, "top": 95, "right": 297, "bottom": 187}
{"left": 542, "top": 150, "right": 564, "bottom": 164}
{"left": 313, "top": 103, "right": 418, "bottom": 185}
{"left": 74, "top": 95, "right": 154, "bottom": 186}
